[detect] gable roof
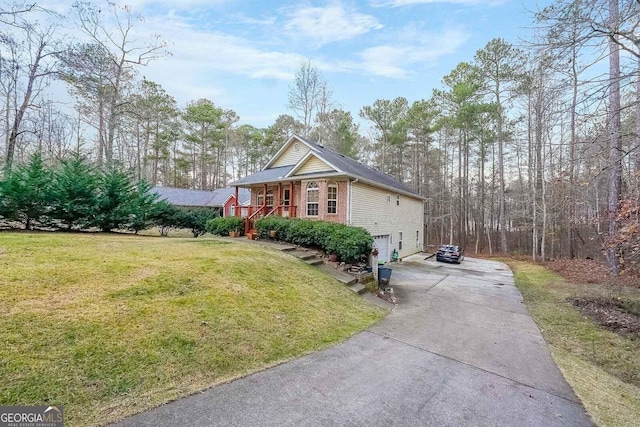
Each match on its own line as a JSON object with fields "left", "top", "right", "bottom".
{"left": 230, "top": 134, "right": 425, "bottom": 200}
{"left": 293, "top": 135, "right": 422, "bottom": 198}
{"left": 152, "top": 186, "right": 250, "bottom": 207}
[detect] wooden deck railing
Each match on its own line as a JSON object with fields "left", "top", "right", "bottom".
{"left": 239, "top": 205, "right": 298, "bottom": 235}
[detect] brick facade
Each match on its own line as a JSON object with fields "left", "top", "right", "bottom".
{"left": 300, "top": 180, "right": 348, "bottom": 223}
{"left": 249, "top": 180, "right": 348, "bottom": 224}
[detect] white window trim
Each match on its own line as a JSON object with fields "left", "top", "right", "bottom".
{"left": 306, "top": 181, "right": 319, "bottom": 216}
{"left": 327, "top": 182, "right": 338, "bottom": 215}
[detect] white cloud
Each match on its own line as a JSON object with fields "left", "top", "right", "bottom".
{"left": 372, "top": 0, "right": 487, "bottom": 6}
{"left": 357, "top": 28, "right": 469, "bottom": 77}
{"left": 141, "top": 15, "right": 305, "bottom": 81}
{"left": 284, "top": 1, "right": 383, "bottom": 47}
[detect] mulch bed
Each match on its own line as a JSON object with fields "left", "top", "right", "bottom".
{"left": 570, "top": 297, "right": 640, "bottom": 339}
{"left": 544, "top": 258, "right": 640, "bottom": 288}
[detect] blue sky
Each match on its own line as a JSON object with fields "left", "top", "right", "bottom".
{"left": 58, "top": 0, "right": 552, "bottom": 129}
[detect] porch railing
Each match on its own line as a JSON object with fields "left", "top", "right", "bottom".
{"left": 238, "top": 205, "right": 298, "bottom": 235}
{"left": 265, "top": 205, "right": 298, "bottom": 218}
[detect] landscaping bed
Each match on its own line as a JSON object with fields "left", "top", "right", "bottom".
{"left": 570, "top": 297, "right": 640, "bottom": 339}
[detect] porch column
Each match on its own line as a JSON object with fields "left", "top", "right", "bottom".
{"left": 277, "top": 183, "right": 282, "bottom": 215}
{"left": 290, "top": 181, "right": 295, "bottom": 217}
{"left": 263, "top": 184, "right": 267, "bottom": 208}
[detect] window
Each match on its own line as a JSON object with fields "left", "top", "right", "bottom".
{"left": 387, "top": 195, "right": 391, "bottom": 203}
{"left": 399, "top": 232, "right": 403, "bottom": 250}
{"left": 416, "top": 230, "right": 419, "bottom": 248}
{"left": 396, "top": 195, "right": 400, "bottom": 206}
{"left": 327, "top": 182, "right": 338, "bottom": 214}
{"left": 266, "top": 189, "right": 274, "bottom": 209}
{"left": 306, "top": 182, "right": 319, "bottom": 216}
{"left": 256, "top": 190, "right": 264, "bottom": 206}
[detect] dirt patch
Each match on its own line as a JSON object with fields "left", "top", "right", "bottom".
{"left": 545, "top": 258, "right": 640, "bottom": 288}
{"left": 570, "top": 297, "right": 640, "bottom": 338}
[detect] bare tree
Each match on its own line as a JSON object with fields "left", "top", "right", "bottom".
{"left": 2, "top": 21, "right": 62, "bottom": 173}
{"left": 606, "top": 0, "right": 623, "bottom": 273}
{"left": 69, "top": 1, "right": 169, "bottom": 166}
{"left": 288, "top": 60, "right": 330, "bottom": 136}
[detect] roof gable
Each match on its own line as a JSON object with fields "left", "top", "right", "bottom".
{"left": 266, "top": 135, "right": 311, "bottom": 168}
{"left": 294, "top": 135, "right": 424, "bottom": 200}
{"left": 288, "top": 152, "right": 336, "bottom": 177}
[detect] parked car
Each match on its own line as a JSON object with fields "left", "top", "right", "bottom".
{"left": 436, "top": 245, "right": 464, "bottom": 264}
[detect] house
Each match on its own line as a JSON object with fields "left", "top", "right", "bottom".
{"left": 230, "top": 135, "right": 426, "bottom": 262}
{"left": 152, "top": 186, "right": 250, "bottom": 217}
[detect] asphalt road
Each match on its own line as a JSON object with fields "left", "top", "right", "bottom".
{"left": 114, "top": 256, "right": 593, "bottom": 427}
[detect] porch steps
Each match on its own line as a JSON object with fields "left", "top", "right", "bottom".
{"left": 348, "top": 283, "right": 367, "bottom": 295}
{"left": 228, "top": 237, "right": 362, "bottom": 293}
{"left": 287, "top": 250, "right": 325, "bottom": 266}
{"left": 316, "top": 264, "right": 357, "bottom": 286}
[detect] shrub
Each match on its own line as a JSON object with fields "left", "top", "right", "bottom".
{"left": 179, "top": 207, "right": 219, "bottom": 237}
{"left": 151, "top": 201, "right": 181, "bottom": 236}
{"left": 205, "top": 216, "right": 245, "bottom": 236}
{"left": 325, "top": 225, "right": 373, "bottom": 264}
{"left": 255, "top": 217, "right": 373, "bottom": 264}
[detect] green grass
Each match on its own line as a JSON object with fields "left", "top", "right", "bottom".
{"left": 0, "top": 232, "right": 384, "bottom": 426}
{"left": 508, "top": 261, "right": 640, "bottom": 427}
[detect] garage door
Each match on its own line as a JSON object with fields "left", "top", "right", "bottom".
{"left": 373, "top": 235, "right": 390, "bottom": 263}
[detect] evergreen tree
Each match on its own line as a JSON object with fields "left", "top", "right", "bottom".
{"left": 150, "top": 200, "right": 181, "bottom": 236}
{"left": 0, "top": 152, "right": 53, "bottom": 229}
{"left": 50, "top": 155, "right": 97, "bottom": 230}
{"left": 128, "top": 180, "right": 160, "bottom": 234}
{"left": 93, "top": 167, "right": 134, "bottom": 232}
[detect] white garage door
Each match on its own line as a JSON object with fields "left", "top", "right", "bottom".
{"left": 373, "top": 235, "right": 390, "bottom": 263}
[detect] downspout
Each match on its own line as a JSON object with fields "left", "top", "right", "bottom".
{"left": 234, "top": 186, "right": 239, "bottom": 217}
{"left": 348, "top": 178, "right": 359, "bottom": 225}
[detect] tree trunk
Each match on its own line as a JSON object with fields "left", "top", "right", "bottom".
{"left": 4, "top": 40, "right": 45, "bottom": 174}
{"left": 606, "top": 0, "right": 622, "bottom": 274}
{"left": 496, "top": 85, "right": 508, "bottom": 253}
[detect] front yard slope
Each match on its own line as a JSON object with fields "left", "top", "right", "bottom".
{"left": 0, "top": 232, "right": 384, "bottom": 426}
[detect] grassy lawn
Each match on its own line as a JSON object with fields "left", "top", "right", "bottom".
{"left": 0, "top": 232, "right": 384, "bottom": 426}
{"left": 509, "top": 260, "right": 640, "bottom": 427}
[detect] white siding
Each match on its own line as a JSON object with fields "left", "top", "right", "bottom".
{"left": 295, "top": 156, "right": 334, "bottom": 175}
{"left": 271, "top": 143, "right": 310, "bottom": 167}
{"left": 350, "top": 182, "right": 423, "bottom": 259}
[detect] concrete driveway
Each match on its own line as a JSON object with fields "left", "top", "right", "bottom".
{"left": 115, "top": 256, "right": 592, "bottom": 426}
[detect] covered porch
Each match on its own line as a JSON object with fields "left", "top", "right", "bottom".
{"left": 232, "top": 181, "right": 300, "bottom": 235}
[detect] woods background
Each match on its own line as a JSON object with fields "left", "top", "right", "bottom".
{"left": 1, "top": 1, "right": 639, "bottom": 272}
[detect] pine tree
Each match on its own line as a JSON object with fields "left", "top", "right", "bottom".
{"left": 0, "top": 152, "right": 53, "bottom": 229}
{"left": 128, "top": 180, "right": 160, "bottom": 234}
{"left": 50, "top": 155, "right": 97, "bottom": 230}
{"left": 93, "top": 167, "right": 134, "bottom": 232}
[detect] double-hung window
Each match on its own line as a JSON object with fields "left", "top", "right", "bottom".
{"left": 327, "top": 183, "right": 337, "bottom": 214}
{"left": 306, "top": 182, "right": 319, "bottom": 216}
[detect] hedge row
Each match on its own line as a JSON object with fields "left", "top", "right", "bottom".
{"left": 0, "top": 152, "right": 217, "bottom": 236}
{"left": 205, "top": 216, "right": 245, "bottom": 236}
{"left": 254, "top": 216, "right": 373, "bottom": 263}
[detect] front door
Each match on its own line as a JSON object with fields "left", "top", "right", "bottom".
{"left": 282, "top": 189, "right": 291, "bottom": 217}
